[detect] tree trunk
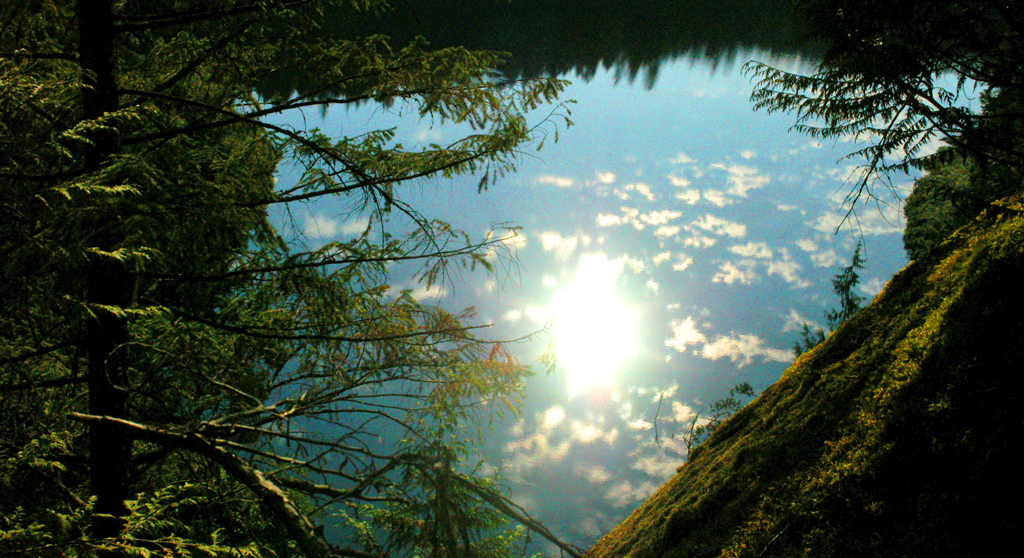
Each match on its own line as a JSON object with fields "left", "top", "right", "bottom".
{"left": 77, "top": 0, "right": 133, "bottom": 542}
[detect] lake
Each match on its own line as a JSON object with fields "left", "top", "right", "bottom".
{"left": 272, "top": 1, "right": 912, "bottom": 551}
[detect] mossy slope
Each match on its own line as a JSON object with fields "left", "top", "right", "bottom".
{"left": 588, "top": 202, "right": 1024, "bottom": 558}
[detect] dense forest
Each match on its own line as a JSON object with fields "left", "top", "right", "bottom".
{"left": 0, "top": 1, "right": 572, "bottom": 557}
{"left": 2, "top": 0, "right": 1022, "bottom": 557}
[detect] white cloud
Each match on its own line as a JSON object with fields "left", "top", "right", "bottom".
{"left": 405, "top": 283, "right": 445, "bottom": 301}
{"left": 659, "top": 383, "right": 679, "bottom": 399}
{"left": 539, "top": 406, "right": 566, "bottom": 432}
{"left": 740, "top": 150, "right": 756, "bottom": 160}
{"left": 729, "top": 241, "right": 773, "bottom": 259}
{"left": 861, "top": 277, "right": 886, "bottom": 296}
{"left": 501, "top": 406, "right": 575, "bottom": 477}
{"left": 809, "top": 248, "right": 843, "bottom": 268}
{"left": 782, "top": 308, "right": 820, "bottom": 333}
{"left": 665, "top": 317, "right": 706, "bottom": 352}
{"left": 669, "top": 173, "right": 692, "bottom": 187}
{"left": 671, "top": 401, "right": 698, "bottom": 423}
{"left": 655, "top": 225, "right": 680, "bottom": 238}
{"left": 626, "top": 183, "right": 656, "bottom": 202}
{"left": 503, "top": 436, "right": 572, "bottom": 474}
{"left": 628, "top": 418, "right": 653, "bottom": 431}
{"left": 523, "top": 305, "right": 550, "bottom": 324}
{"left": 703, "top": 189, "right": 730, "bottom": 207}
{"left": 795, "top": 238, "right": 818, "bottom": 252}
{"left": 412, "top": 126, "right": 445, "bottom": 144}
{"left": 713, "top": 261, "right": 756, "bottom": 285}
{"left": 671, "top": 153, "right": 696, "bottom": 165}
{"left": 302, "top": 213, "right": 369, "bottom": 239}
{"left": 691, "top": 214, "right": 747, "bottom": 238}
{"left": 576, "top": 464, "right": 613, "bottom": 484}
{"left": 701, "top": 334, "right": 793, "bottom": 366}
{"left": 672, "top": 255, "right": 694, "bottom": 271}
{"left": 722, "top": 164, "right": 769, "bottom": 197}
{"left": 683, "top": 234, "right": 717, "bottom": 249}
{"left": 640, "top": 210, "right": 683, "bottom": 226}
{"left": 569, "top": 421, "right": 619, "bottom": 445}
{"left": 632, "top": 452, "right": 681, "bottom": 479}
{"left": 596, "top": 171, "right": 616, "bottom": 184}
{"left": 653, "top": 251, "right": 672, "bottom": 266}
{"left": 675, "top": 188, "right": 701, "bottom": 204}
{"left": 809, "top": 206, "right": 903, "bottom": 236}
{"left": 622, "top": 256, "right": 646, "bottom": 273}
{"left": 767, "top": 247, "right": 810, "bottom": 288}
{"left": 302, "top": 215, "right": 336, "bottom": 237}
{"left": 537, "top": 175, "right": 574, "bottom": 188}
{"left": 538, "top": 231, "right": 580, "bottom": 260}
{"left": 598, "top": 206, "right": 648, "bottom": 231}
{"left": 606, "top": 480, "right": 659, "bottom": 508}
{"left": 484, "top": 229, "right": 527, "bottom": 262}
{"left": 570, "top": 421, "right": 604, "bottom": 444}
{"left": 789, "top": 139, "right": 826, "bottom": 155}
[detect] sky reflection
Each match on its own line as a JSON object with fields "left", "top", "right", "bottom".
{"left": 273, "top": 48, "right": 913, "bottom": 553}
{"left": 550, "top": 253, "right": 639, "bottom": 396}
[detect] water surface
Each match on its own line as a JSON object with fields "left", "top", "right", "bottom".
{"left": 277, "top": 2, "right": 911, "bottom": 550}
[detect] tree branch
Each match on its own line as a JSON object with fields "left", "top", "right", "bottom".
{"left": 66, "top": 412, "right": 355, "bottom": 558}
{"left": 450, "top": 474, "right": 584, "bottom": 558}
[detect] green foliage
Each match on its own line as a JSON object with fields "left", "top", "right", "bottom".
{"left": 674, "top": 383, "right": 755, "bottom": 455}
{"left": 903, "top": 91, "right": 1024, "bottom": 258}
{"left": 824, "top": 240, "right": 865, "bottom": 330}
{"left": 902, "top": 151, "right": 976, "bottom": 260}
{"left": 790, "top": 322, "right": 825, "bottom": 359}
{"left": 0, "top": 1, "right": 572, "bottom": 557}
{"left": 792, "top": 240, "right": 865, "bottom": 357}
{"left": 0, "top": 432, "right": 92, "bottom": 558}
{"left": 589, "top": 201, "right": 1024, "bottom": 558}
{"left": 745, "top": 0, "right": 1024, "bottom": 207}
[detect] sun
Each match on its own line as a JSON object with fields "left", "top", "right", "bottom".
{"left": 551, "top": 254, "right": 639, "bottom": 396}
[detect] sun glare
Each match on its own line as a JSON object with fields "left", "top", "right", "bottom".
{"left": 552, "top": 254, "right": 639, "bottom": 396}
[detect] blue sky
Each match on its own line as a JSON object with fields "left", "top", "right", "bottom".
{"left": 275, "top": 49, "right": 915, "bottom": 552}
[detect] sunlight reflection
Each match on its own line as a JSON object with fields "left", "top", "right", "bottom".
{"left": 552, "top": 253, "right": 639, "bottom": 396}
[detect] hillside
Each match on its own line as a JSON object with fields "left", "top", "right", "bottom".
{"left": 588, "top": 201, "right": 1024, "bottom": 558}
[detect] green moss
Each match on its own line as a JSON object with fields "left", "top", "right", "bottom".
{"left": 588, "top": 204, "right": 1024, "bottom": 558}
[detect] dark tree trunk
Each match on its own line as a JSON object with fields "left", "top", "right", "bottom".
{"left": 77, "top": 0, "right": 133, "bottom": 542}
{"left": 85, "top": 264, "right": 132, "bottom": 541}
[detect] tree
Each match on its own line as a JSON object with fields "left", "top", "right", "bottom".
{"left": 792, "top": 240, "right": 865, "bottom": 357}
{"left": 673, "top": 382, "right": 756, "bottom": 456}
{"left": 0, "top": 1, "right": 575, "bottom": 557}
{"left": 902, "top": 149, "right": 977, "bottom": 260}
{"left": 744, "top": 0, "right": 1024, "bottom": 209}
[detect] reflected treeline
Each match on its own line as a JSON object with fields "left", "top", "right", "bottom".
{"left": 265, "top": 0, "right": 819, "bottom": 97}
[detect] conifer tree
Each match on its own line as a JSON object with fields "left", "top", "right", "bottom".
{"left": 792, "top": 240, "right": 865, "bottom": 357}
{"left": 0, "top": 1, "right": 574, "bottom": 557}
{"left": 745, "top": 0, "right": 1024, "bottom": 206}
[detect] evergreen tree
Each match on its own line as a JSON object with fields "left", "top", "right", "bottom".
{"left": 902, "top": 150, "right": 976, "bottom": 260}
{"left": 0, "top": 1, "right": 574, "bottom": 557}
{"left": 792, "top": 241, "right": 865, "bottom": 357}
{"left": 745, "top": 0, "right": 1024, "bottom": 206}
